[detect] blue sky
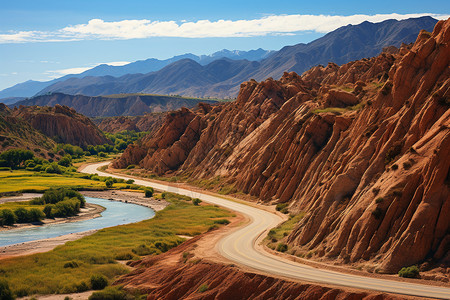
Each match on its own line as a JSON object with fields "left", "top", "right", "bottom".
{"left": 1, "top": 0, "right": 449, "bottom": 90}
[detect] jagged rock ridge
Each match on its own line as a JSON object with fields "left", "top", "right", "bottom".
{"left": 115, "top": 19, "right": 450, "bottom": 272}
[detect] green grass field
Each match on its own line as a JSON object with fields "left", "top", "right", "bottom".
{"left": 0, "top": 193, "right": 232, "bottom": 297}
{"left": 265, "top": 213, "right": 305, "bottom": 251}
{"left": 0, "top": 170, "right": 106, "bottom": 194}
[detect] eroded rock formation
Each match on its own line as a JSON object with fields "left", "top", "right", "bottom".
{"left": 13, "top": 104, "right": 110, "bottom": 146}
{"left": 115, "top": 19, "right": 450, "bottom": 271}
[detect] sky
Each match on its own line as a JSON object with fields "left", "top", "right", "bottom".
{"left": 0, "top": 0, "right": 449, "bottom": 91}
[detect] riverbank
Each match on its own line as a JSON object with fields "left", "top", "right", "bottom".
{"left": 0, "top": 190, "right": 168, "bottom": 259}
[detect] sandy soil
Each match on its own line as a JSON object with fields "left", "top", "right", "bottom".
{"left": 0, "top": 190, "right": 168, "bottom": 260}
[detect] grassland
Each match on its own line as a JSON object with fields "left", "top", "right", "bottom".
{"left": 0, "top": 192, "right": 232, "bottom": 297}
{"left": 0, "top": 170, "right": 106, "bottom": 194}
{"left": 265, "top": 213, "right": 305, "bottom": 252}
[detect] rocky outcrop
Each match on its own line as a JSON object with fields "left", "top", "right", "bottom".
{"left": 0, "top": 103, "right": 56, "bottom": 157}
{"left": 115, "top": 19, "right": 450, "bottom": 272}
{"left": 117, "top": 236, "right": 403, "bottom": 300}
{"left": 13, "top": 104, "right": 110, "bottom": 147}
{"left": 97, "top": 113, "right": 166, "bottom": 134}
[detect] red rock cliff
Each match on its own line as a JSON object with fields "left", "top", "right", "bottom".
{"left": 115, "top": 19, "right": 450, "bottom": 272}
{"left": 13, "top": 104, "right": 110, "bottom": 147}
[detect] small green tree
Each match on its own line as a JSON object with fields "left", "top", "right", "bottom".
{"left": 1, "top": 209, "right": 17, "bottom": 225}
{"left": 43, "top": 205, "right": 53, "bottom": 218}
{"left": 14, "top": 207, "right": 30, "bottom": 223}
{"left": 58, "top": 155, "right": 72, "bottom": 167}
{"left": 398, "top": 265, "right": 420, "bottom": 278}
{"left": 28, "top": 208, "right": 45, "bottom": 222}
{"left": 192, "top": 198, "right": 202, "bottom": 206}
{"left": 145, "top": 187, "right": 154, "bottom": 198}
{"left": 105, "top": 179, "right": 114, "bottom": 188}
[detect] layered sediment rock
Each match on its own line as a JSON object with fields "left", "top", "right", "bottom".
{"left": 115, "top": 19, "right": 450, "bottom": 271}
{"left": 13, "top": 104, "right": 110, "bottom": 146}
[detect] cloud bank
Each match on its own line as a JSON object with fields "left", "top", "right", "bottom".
{"left": 1, "top": 13, "right": 449, "bottom": 43}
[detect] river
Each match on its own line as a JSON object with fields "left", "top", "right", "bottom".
{"left": 0, "top": 197, "right": 155, "bottom": 247}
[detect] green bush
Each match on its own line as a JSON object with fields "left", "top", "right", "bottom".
{"left": 371, "top": 207, "right": 383, "bottom": 220}
{"left": 276, "top": 243, "right": 288, "bottom": 252}
{"left": 192, "top": 198, "right": 202, "bottom": 206}
{"left": 28, "top": 208, "right": 45, "bottom": 222}
{"left": 45, "top": 162, "right": 62, "bottom": 174}
{"left": 43, "top": 205, "right": 54, "bottom": 218}
{"left": 398, "top": 265, "right": 420, "bottom": 278}
{"left": 105, "top": 179, "right": 114, "bottom": 188}
{"left": 0, "top": 209, "right": 17, "bottom": 226}
{"left": 14, "top": 207, "right": 30, "bottom": 223}
{"left": 90, "top": 274, "right": 108, "bottom": 290}
{"left": 213, "top": 219, "right": 230, "bottom": 225}
{"left": 126, "top": 179, "right": 134, "bottom": 184}
{"left": 0, "top": 148, "right": 34, "bottom": 169}
{"left": 198, "top": 283, "right": 209, "bottom": 293}
{"left": 58, "top": 155, "right": 72, "bottom": 167}
{"left": 0, "top": 279, "right": 14, "bottom": 300}
{"left": 144, "top": 187, "right": 153, "bottom": 198}
{"left": 89, "top": 286, "right": 128, "bottom": 300}
{"left": 63, "top": 261, "right": 79, "bottom": 268}
{"left": 126, "top": 165, "right": 135, "bottom": 170}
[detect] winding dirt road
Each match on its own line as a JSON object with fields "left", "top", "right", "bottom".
{"left": 80, "top": 162, "right": 450, "bottom": 299}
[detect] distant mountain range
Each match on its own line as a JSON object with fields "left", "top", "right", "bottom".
{"left": 31, "top": 17, "right": 438, "bottom": 99}
{"left": 11, "top": 93, "right": 218, "bottom": 117}
{"left": 0, "top": 48, "right": 273, "bottom": 100}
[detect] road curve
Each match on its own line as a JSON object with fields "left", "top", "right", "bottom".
{"left": 80, "top": 162, "right": 450, "bottom": 299}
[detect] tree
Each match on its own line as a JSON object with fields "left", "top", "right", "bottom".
{"left": 45, "top": 162, "right": 62, "bottom": 174}
{"left": 58, "top": 155, "right": 72, "bottom": 167}
{"left": 43, "top": 205, "right": 54, "bottom": 218}
{"left": 144, "top": 187, "right": 153, "bottom": 198}
{"left": 1, "top": 209, "right": 17, "bottom": 225}
{"left": 192, "top": 198, "right": 202, "bottom": 206}
{"left": 105, "top": 179, "right": 113, "bottom": 188}
{"left": 14, "top": 208, "right": 30, "bottom": 223}
{"left": 28, "top": 208, "right": 45, "bottom": 222}
{"left": 0, "top": 148, "right": 34, "bottom": 169}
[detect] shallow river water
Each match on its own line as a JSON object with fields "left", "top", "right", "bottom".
{"left": 0, "top": 197, "right": 155, "bottom": 247}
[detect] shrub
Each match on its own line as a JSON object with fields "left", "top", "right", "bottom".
{"left": 398, "top": 265, "right": 420, "bottom": 278}
{"left": 90, "top": 274, "right": 108, "bottom": 290}
{"left": 375, "top": 197, "right": 384, "bottom": 204}
{"left": 114, "top": 252, "right": 134, "bottom": 260}
{"left": 0, "top": 279, "right": 14, "bottom": 300}
{"left": 98, "top": 152, "right": 107, "bottom": 158}
{"left": 75, "top": 281, "right": 89, "bottom": 292}
{"left": 276, "top": 243, "right": 288, "bottom": 252}
{"left": 58, "top": 155, "right": 72, "bottom": 167}
{"left": 28, "top": 208, "right": 45, "bottom": 222}
{"left": 144, "top": 187, "right": 153, "bottom": 198}
{"left": 43, "top": 204, "right": 54, "bottom": 218}
{"left": 371, "top": 207, "right": 383, "bottom": 220}
{"left": 132, "top": 244, "right": 157, "bottom": 256}
{"left": 391, "top": 164, "right": 398, "bottom": 170}
{"left": 105, "top": 179, "right": 114, "bottom": 188}
{"left": 14, "top": 207, "right": 30, "bottom": 223}
{"left": 213, "top": 219, "right": 230, "bottom": 225}
{"left": 0, "top": 209, "right": 17, "bottom": 225}
{"left": 126, "top": 164, "right": 135, "bottom": 170}
{"left": 89, "top": 286, "right": 128, "bottom": 300}
{"left": 63, "top": 261, "right": 79, "bottom": 268}
{"left": 192, "top": 198, "right": 202, "bottom": 206}
{"left": 0, "top": 148, "right": 34, "bottom": 169}
{"left": 45, "top": 162, "right": 62, "bottom": 174}
{"left": 126, "top": 179, "right": 134, "bottom": 184}
{"left": 275, "top": 203, "right": 288, "bottom": 211}
{"left": 198, "top": 283, "right": 209, "bottom": 293}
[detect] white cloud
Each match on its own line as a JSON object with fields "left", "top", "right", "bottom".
{"left": 45, "top": 61, "right": 131, "bottom": 77}
{"left": 1, "top": 13, "right": 449, "bottom": 43}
